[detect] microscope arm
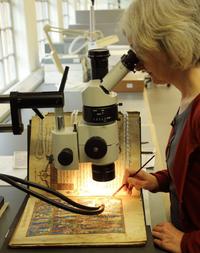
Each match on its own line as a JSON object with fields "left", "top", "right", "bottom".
{"left": 0, "top": 66, "right": 69, "bottom": 135}
{"left": 12, "top": 91, "right": 64, "bottom": 134}
{"left": 0, "top": 91, "right": 64, "bottom": 135}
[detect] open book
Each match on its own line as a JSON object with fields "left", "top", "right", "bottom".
{"left": 9, "top": 112, "right": 147, "bottom": 247}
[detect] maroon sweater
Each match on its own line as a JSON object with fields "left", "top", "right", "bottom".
{"left": 153, "top": 94, "right": 200, "bottom": 253}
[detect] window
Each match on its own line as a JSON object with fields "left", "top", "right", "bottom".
{"left": 62, "top": 0, "right": 84, "bottom": 28}
{"left": 96, "top": 0, "right": 129, "bottom": 9}
{"left": 0, "top": 0, "right": 17, "bottom": 92}
{"left": 62, "top": 0, "right": 70, "bottom": 28}
{"left": 108, "top": 0, "right": 119, "bottom": 9}
{"left": 35, "top": 0, "right": 50, "bottom": 61}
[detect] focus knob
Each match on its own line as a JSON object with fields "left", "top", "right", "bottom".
{"left": 58, "top": 148, "right": 73, "bottom": 166}
{"left": 85, "top": 136, "right": 107, "bottom": 159}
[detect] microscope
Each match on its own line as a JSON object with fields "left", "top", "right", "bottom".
{"left": 52, "top": 49, "right": 139, "bottom": 181}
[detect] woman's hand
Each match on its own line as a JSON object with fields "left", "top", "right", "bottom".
{"left": 122, "top": 168, "right": 159, "bottom": 194}
{"left": 152, "top": 222, "right": 184, "bottom": 253}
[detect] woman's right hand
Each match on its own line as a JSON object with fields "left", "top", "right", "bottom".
{"left": 122, "top": 168, "right": 159, "bottom": 194}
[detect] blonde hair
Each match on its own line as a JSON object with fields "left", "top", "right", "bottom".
{"left": 121, "top": 0, "right": 200, "bottom": 70}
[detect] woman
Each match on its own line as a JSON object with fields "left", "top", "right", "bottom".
{"left": 121, "top": 1, "right": 200, "bottom": 253}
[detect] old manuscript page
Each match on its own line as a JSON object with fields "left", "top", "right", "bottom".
{"left": 9, "top": 195, "right": 146, "bottom": 247}
{"left": 9, "top": 112, "right": 147, "bottom": 247}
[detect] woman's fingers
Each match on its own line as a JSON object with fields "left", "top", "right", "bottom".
{"left": 152, "top": 222, "right": 184, "bottom": 253}
{"left": 127, "top": 177, "right": 145, "bottom": 190}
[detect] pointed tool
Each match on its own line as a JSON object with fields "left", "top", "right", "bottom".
{"left": 112, "top": 154, "right": 155, "bottom": 197}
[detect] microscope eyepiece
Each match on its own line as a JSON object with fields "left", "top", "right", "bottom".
{"left": 121, "top": 50, "right": 139, "bottom": 71}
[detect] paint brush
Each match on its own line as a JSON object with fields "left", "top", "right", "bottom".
{"left": 112, "top": 183, "right": 126, "bottom": 197}
{"left": 112, "top": 154, "right": 155, "bottom": 197}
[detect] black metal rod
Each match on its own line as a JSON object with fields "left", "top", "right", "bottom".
{"left": 10, "top": 91, "right": 64, "bottom": 108}
{"left": 32, "top": 108, "right": 44, "bottom": 119}
{"left": 0, "top": 124, "right": 13, "bottom": 132}
{"left": 0, "top": 95, "right": 10, "bottom": 103}
{"left": 59, "top": 66, "right": 69, "bottom": 92}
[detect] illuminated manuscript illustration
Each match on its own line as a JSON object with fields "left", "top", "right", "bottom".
{"left": 27, "top": 197, "right": 125, "bottom": 237}
{"left": 9, "top": 112, "right": 147, "bottom": 247}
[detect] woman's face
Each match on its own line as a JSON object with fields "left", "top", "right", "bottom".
{"left": 136, "top": 50, "right": 177, "bottom": 84}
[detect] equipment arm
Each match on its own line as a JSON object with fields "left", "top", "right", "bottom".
{"left": 0, "top": 66, "right": 69, "bottom": 135}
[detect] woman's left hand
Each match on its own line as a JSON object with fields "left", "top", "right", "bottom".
{"left": 152, "top": 222, "right": 184, "bottom": 253}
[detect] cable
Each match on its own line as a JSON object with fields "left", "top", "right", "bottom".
{"left": 0, "top": 173, "right": 104, "bottom": 215}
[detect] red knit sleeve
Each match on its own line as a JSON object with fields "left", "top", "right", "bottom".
{"left": 151, "top": 169, "right": 170, "bottom": 193}
{"left": 181, "top": 231, "right": 200, "bottom": 253}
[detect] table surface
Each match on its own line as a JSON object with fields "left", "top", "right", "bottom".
{"left": 0, "top": 186, "right": 167, "bottom": 253}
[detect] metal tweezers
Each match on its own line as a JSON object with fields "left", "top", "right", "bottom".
{"left": 0, "top": 173, "right": 104, "bottom": 215}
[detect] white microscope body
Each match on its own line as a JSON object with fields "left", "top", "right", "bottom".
{"left": 52, "top": 49, "right": 139, "bottom": 181}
